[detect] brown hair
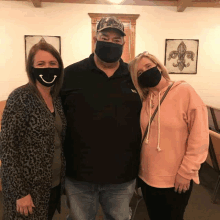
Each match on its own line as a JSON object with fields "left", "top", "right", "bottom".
{"left": 128, "top": 52, "right": 171, "bottom": 101}
{"left": 26, "top": 39, "right": 64, "bottom": 98}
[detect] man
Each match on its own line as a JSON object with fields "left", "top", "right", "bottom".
{"left": 61, "top": 16, "right": 142, "bottom": 220}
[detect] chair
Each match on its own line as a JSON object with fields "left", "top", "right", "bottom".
{"left": 0, "top": 100, "right": 6, "bottom": 192}
{"left": 0, "top": 100, "right": 6, "bottom": 131}
{"left": 206, "top": 130, "right": 220, "bottom": 203}
{"left": 130, "top": 186, "right": 143, "bottom": 220}
{"left": 207, "top": 106, "right": 216, "bottom": 131}
{"left": 0, "top": 160, "right": 1, "bottom": 191}
{"left": 207, "top": 105, "right": 220, "bottom": 132}
{"left": 213, "top": 107, "right": 220, "bottom": 132}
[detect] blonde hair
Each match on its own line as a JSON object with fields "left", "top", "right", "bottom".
{"left": 128, "top": 52, "right": 171, "bottom": 101}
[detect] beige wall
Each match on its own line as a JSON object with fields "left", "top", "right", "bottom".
{"left": 0, "top": 2, "right": 220, "bottom": 107}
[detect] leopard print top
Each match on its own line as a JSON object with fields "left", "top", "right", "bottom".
{"left": 0, "top": 83, "right": 67, "bottom": 220}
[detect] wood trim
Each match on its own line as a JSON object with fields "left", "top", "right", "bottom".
{"left": 122, "top": 0, "right": 176, "bottom": 6}
{"left": 88, "top": 13, "right": 139, "bottom": 61}
{"left": 42, "top": 0, "right": 177, "bottom": 6}
{"left": 88, "top": 13, "right": 139, "bottom": 23}
{"left": 177, "top": 0, "right": 193, "bottom": 12}
{"left": 3, "top": 0, "right": 220, "bottom": 9}
{"left": 3, "top": 0, "right": 220, "bottom": 8}
{"left": 191, "top": 2, "right": 220, "bottom": 8}
{"left": 130, "top": 23, "right": 136, "bottom": 61}
{"left": 28, "top": 0, "right": 41, "bottom": 7}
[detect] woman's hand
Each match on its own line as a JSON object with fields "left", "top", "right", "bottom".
{"left": 174, "top": 173, "right": 190, "bottom": 194}
{"left": 16, "top": 194, "right": 35, "bottom": 216}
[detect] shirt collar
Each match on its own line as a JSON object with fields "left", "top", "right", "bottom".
{"left": 88, "top": 53, "right": 129, "bottom": 78}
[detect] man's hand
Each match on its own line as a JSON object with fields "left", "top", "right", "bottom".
{"left": 16, "top": 194, "right": 35, "bottom": 216}
{"left": 174, "top": 173, "right": 190, "bottom": 194}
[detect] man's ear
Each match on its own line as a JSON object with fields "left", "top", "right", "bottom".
{"left": 93, "top": 36, "right": 97, "bottom": 44}
{"left": 121, "top": 40, "right": 125, "bottom": 53}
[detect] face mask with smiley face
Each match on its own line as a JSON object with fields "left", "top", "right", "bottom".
{"left": 32, "top": 67, "right": 61, "bottom": 87}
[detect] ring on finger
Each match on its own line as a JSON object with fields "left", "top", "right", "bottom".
{"left": 185, "top": 185, "right": 189, "bottom": 190}
{"left": 178, "top": 188, "right": 183, "bottom": 193}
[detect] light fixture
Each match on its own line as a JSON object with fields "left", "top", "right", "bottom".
{"left": 107, "top": 0, "right": 125, "bottom": 4}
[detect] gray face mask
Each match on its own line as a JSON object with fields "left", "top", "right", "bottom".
{"left": 138, "top": 66, "right": 162, "bottom": 88}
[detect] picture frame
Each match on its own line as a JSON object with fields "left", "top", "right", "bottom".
{"left": 24, "top": 35, "right": 61, "bottom": 63}
{"left": 164, "top": 39, "right": 199, "bottom": 74}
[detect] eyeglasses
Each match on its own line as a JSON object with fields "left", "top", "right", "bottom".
{"left": 135, "top": 51, "right": 149, "bottom": 58}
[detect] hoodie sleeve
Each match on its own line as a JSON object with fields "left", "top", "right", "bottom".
{"left": 177, "top": 88, "right": 209, "bottom": 184}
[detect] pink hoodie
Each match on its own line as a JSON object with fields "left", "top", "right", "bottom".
{"left": 139, "top": 81, "right": 209, "bottom": 188}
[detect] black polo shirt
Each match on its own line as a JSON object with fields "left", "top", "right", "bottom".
{"left": 61, "top": 54, "right": 142, "bottom": 184}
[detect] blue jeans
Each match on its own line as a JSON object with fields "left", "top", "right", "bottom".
{"left": 65, "top": 176, "right": 136, "bottom": 220}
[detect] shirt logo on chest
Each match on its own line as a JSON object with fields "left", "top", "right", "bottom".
{"left": 131, "top": 89, "right": 137, "bottom": 93}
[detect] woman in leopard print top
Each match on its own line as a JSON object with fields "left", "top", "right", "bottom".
{"left": 0, "top": 40, "right": 67, "bottom": 220}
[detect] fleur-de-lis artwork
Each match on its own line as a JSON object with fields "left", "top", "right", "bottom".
{"left": 25, "top": 35, "right": 61, "bottom": 63}
{"left": 165, "top": 39, "right": 199, "bottom": 74}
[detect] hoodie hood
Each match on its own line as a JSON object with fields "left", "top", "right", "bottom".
{"left": 148, "top": 80, "right": 185, "bottom": 96}
{"left": 144, "top": 80, "right": 186, "bottom": 152}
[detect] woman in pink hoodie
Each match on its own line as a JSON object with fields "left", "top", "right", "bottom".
{"left": 129, "top": 51, "right": 209, "bottom": 220}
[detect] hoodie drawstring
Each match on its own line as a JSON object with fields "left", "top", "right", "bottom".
{"left": 144, "top": 92, "right": 162, "bottom": 152}
{"left": 157, "top": 92, "right": 161, "bottom": 152}
{"left": 145, "top": 93, "right": 152, "bottom": 144}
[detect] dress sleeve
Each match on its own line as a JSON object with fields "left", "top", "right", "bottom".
{"left": 177, "top": 104, "right": 209, "bottom": 184}
{"left": 0, "top": 91, "right": 30, "bottom": 199}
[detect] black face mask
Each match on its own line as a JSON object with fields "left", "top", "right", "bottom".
{"left": 95, "top": 41, "right": 123, "bottom": 63}
{"left": 138, "top": 66, "right": 162, "bottom": 88}
{"left": 32, "top": 68, "right": 61, "bottom": 87}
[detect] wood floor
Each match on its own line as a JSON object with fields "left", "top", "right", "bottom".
{"left": 1, "top": 162, "right": 220, "bottom": 220}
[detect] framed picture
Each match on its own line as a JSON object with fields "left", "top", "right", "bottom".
{"left": 24, "top": 35, "right": 61, "bottom": 62}
{"left": 164, "top": 39, "right": 199, "bottom": 74}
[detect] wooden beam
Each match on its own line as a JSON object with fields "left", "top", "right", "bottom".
{"left": 29, "top": 0, "right": 41, "bottom": 7}
{"left": 191, "top": 2, "right": 220, "bottom": 8}
{"left": 177, "top": 0, "right": 193, "bottom": 12}
{"left": 41, "top": 0, "right": 177, "bottom": 6}
{"left": 17, "top": 0, "right": 220, "bottom": 8}
{"left": 88, "top": 13, "right": 140, "bottom": 22}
